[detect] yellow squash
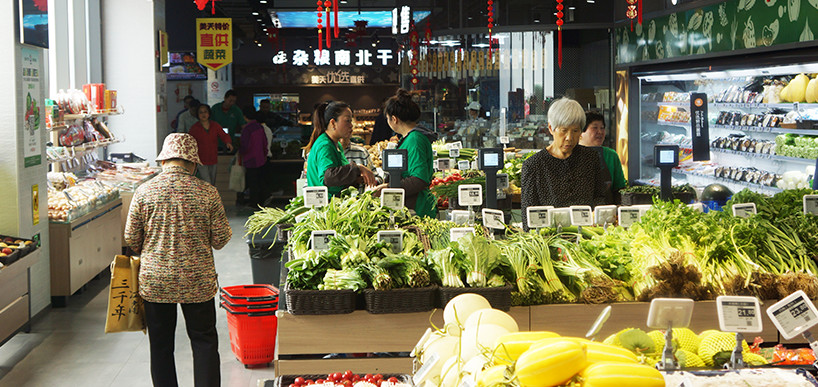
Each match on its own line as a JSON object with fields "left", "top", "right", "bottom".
{"left": 515, "top": 339, "right": 586, "bottom": 387}
{"left": 476, "top": 365, "right": 509, "bottom": 387}
{"left": 580, "top": 361, "right": 665, "bottom": 387}
{"left": 491, "top": 331, "right": 561, "bottom": 366}
{"left": 583, "top": 341, "right": 638, "bottom": 364}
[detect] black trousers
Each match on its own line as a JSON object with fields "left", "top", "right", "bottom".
{"left": 144, "top": 299, "right": 220, "bottom": 387}
{"left": 245, "top": 162, "right": 271, "bottom": 207}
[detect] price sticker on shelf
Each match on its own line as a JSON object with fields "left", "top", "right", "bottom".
{"left": 304, "top": 186, "right": 329, "bottom": 208}
{"left": 437, "top": 158, "right": 452, "bottom": 171}
{"left": 618, "top": 207, "right": 642, "bottom": 228}
{"left": 526, "top": 206, "right": 553, "bottom": 229}
{"left": 450, "top": 227, "right": 475, "bottom": 243}
{"left": 451, "top": 210, "right": 471, "bottom": 225}
{"left": 548, "top": 207, "right": 572, "bottom": 228}
{"left": 377, "top": 230, "right": 404, "bottom": 254}
{"left": 449, "top": 148, "right": 461, "bottom": 158}
{"left": 717, "top": 296, "right": 762, "bottom": 333}
{"left": 496, "top": 173, "right": 510, "bottom": 189}
{"left": 732, "top": 203, "right": 757, "bottom": 218}
{"left": 482, "top": 209, "right": 505, "bottom": 230}
{"left": 448, "top": 141, "right": 463, "bottom": 150}
{"left": 767, "top": 290, "right": 818, "bottom": 340}
{"left": 458, "top": 160, "right": 471, "bottom": 170}
{"left": 569, "top": 206, "right": 594, "bottom": 226}
{"left": 499, "top": 136, "right": 510, "bottom": 145}
{"left": 594, "top": 205, "right": 617, "bottom": 226}
{"left": 380, "top": 188, "right": 405, "bottom": 210}
{"left": 458, "top": 184, "right": 483, "bottom": 207}
{"left": 804, "top": 195, "right": 818, "bottom": 215}
{"left": 310, "top": 230, "right": 336, "bottom": 252}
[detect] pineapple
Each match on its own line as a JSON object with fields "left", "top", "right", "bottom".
{"left": 698, "top": 332, "right": 750, "bottom": 367}
{"left": 676, "top": 349, "right": 706, "bottom": 368}
{"left": 671, "top": 328, "right": 701, "bottom": 354}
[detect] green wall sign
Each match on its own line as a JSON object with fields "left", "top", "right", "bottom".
{"left": 616, "top": 0, "right": 818, "bottom": 65}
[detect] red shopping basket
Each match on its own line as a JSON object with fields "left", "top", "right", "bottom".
{"left": 220, "top": 301, "right": 278, "bottom": 367}
{"left": 220, "top": 284, "right": 279, "bottom": 307}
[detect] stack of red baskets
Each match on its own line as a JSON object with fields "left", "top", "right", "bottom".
{"left": 219, "top": 284, "right": 279, "bottom": 367}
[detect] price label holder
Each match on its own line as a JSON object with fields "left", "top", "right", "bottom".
{"left": 294, "top": 212, "right": 309, "bottom": 224}
{"left": 482, "top": 208, "right": 505, "bottom": 230}
{"left": 496, "top": 173, "right": 510, "bottom": 190}
{"left": 804, "top": 194, "right": 818, "bottom": 215}
{"left": 433, "top": 160, "right": 439, "bottom": 170}
{"left": 458, "top": 160, "right": 471, "bottom": 170}
{"left": 548, "top": 207, "right": 572, "bottom": 229}
{"left": 381, "top": 188, "right": 406, "bottom": 210}
{"left": 569, "top": 206, "right": 594, "bottom": 227}
{"left": 448, "top": 141, "right": 463, "bottom": 150}
{"left": 647, "top": 298, "right": 694, "bottom": 371}
{"left": 437, "top": 158, "right": 452, "bottom": 171}
{"left": 413, "top": 352, "right": 441, "bottom": 385}
{"left": 594, "top": 205, "right": 617, "bottom": 227}
{"left": 499, "top": 136, "right": 510, "bottom": 146}
{"left": 717, "top": 295, "right": 763, "bottom": 369}
{"left": 304, "top": 186, "right": 329, "bottom": 208}
{"left": 310, "top": 230, "right": 337, "bottom": 252}
{"left": 383, "top": 149, "right": 409, "bottom": 188}
{"left": 449, "top": 148, "right": 461, "bottom": 158}
{"left": 451, "top": 210, "right": 471, "bottom": 225}
{"left": 585, "top": 305, "right": 612, "bottom": 341}
{"left": 526, "top": 206, "right": 553, "bottom": 229}
{"left": 767, "top": 290, "right": 818, "bottom": 340}
{"left": 377, "top": 230, "right": 404, "bottom": 254}
{"left": 635, "top": 204, "right": 652, "bottom": 216}
{"left": 732, "top": 203, "right": 757, "bottom": 218}
{"left": 471, "top": 161, "right": 479, "bottom": 170}
{"left": 688, "top": 202, "right": 704, "bottom": 212}
{"left": 458, "top": 184, "right": 483, "bottom": 207}
{"left": 450, "top": 227, "right": 475, "bottom": 243}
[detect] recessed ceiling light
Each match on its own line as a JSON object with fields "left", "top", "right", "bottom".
{"left": 257, "top": 18, "right": 262, "bottom": 21}
{"left": 260, "top": 0, "right": 267, "bottom": 3}
{"left": 252, "top": 12, "right": 259, "bottom": 15}
{"left": 534, "top": 19, "right": 540, "bottom": 23}
{"left": 568, "top": 6, "right": 575, "bottom": 9}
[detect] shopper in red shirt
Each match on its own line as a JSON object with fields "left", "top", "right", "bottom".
{"left": 188, "top": 104, "right": 234, "bottom": 185}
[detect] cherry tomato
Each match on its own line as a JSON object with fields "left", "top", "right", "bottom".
{"left": 305, "top": 380, "right": 313, "bottom": 385}
{"left": 388, "top": 377, "right": 399, "bottom": 383}
{"left": 365, "top": 374, "right": 373, "bottom": 380}
{"left": 288, "top": 384, "right": 297, "bottom": 387}
{"left": 374, "top": 374, "right": 383, "bottom": 380}
{"left": 342, "top": 381, "right": 352, "bottom": 387}
{"left": 351, "top": 375, "right": 361, "bottom": 382}
{"left": 315, "top": 379, "right": 325, "bottom": 384}
{"left": 375, "top": 381, "right": 382, "bottom": 387}
{"left": 294, "top": 377, "right": 305, "bottom": 385}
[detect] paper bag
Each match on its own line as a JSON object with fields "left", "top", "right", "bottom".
{"left": 229, "top": 161, "right": 245, "bottom": 192}
{"left": 105, "top": 255, "right": 146, "bottom": 333}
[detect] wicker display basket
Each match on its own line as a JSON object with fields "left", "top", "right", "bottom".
{"left": 620, "top": 191, "right": 696, "bottom": 206}
{"left": 273, "top": 374, "right": 411, "bottom": 387}
{"left": 438, "top": 285, "right": 513, "bottom": 311}
{"left": 363, "top": 286, "right": 437, "bottom": 314}
{"left": 284, "top": 284, "right": 357, "bottom": 315}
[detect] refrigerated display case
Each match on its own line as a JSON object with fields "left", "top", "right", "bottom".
{"left": 631, "top": 60, "right": 818, "bottom": 196}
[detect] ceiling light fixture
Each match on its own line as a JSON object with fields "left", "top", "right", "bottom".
{"left": 252, "top": 12, "right": 259, "bottom": 15}
{"left": 260, "top": 0, "right": 267, "bottom": 3}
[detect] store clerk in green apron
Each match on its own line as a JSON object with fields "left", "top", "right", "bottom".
{"left": 382, "top": 89, "right": 438, "bottom": 218}
{"left": 305, "top": 101, "right": 377, "bottom": 196}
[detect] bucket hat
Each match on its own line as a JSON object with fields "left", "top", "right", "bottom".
{"left": 156, "top": 133, "right": 201, "bottom": 164}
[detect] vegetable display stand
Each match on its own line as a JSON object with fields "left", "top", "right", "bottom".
{"left": 275, "top": 307, "right": 530, "bottom": 376}
{"left": 285, "top": 285, "right": 357, "bottom": 315}
{"left": 363, "top": 286, "right": 437, "bottom": 314}
{"left": 0, "top": 249, "right": 39, "bottom": 347}
{"left": 438, "top": 285, "right": 513, "bottom": 311}
{"left": 219, "top": 284, "right": 279, "bottom": 368}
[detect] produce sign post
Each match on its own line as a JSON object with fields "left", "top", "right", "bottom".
{"left": 526, "top": 206, "right": 553, "bottom": 229}
{"left": 477, "top": 148, "right": 503, "bottom": 209}
{"left": 457, "top": 160, "right": 470, "bottom": 170}
{"left": 310, "top": 230, "right": 336, "bottom": 252}
{"left": 618, "top": 206, "right": 641, "bottom": 228}
{"left": 804, "top": 194, "right": 818, "bottom": 215}
{"left": 647, "top": 298, "right": 694, "bottom": 370}
{"left": 548, "top": 207, "right": 571, "bottom": 229}
{"left": 767, "top": 290, "right": 818, "bottom": 340}
{"left": 377, "top": 230, "right": 403, "bottom": 254}
{"left": 716, "top": 296, "right": 763, "bottom": 369}
{"left": 435, "top": 158, "right": 451, "bottom": 171}
{"left": 481, "top": 208, "right": 505, "bottom": 231}
{"left": 458, "top": 184, "right": 483, "bottom": 222}
{"left": 304, "top": 186, "right": 329, "bottom": 208}
{"left": 732, "top": 203, "right": 757, "bottom": 218}
{"left": 380, "top": 188, "right": 405, "bottom": 210}
{"left": 594, "top": 205, "right": 617, "bottom": 227}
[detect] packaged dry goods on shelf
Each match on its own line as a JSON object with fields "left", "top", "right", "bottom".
{"left": 54, "top": 89, "right": 94, "bottom": 115}
{"left": 95, "top": 163, "right": 159, "bottom": 192}
{"left": 47, "top": 172, "right": 79, "bottom": 190}
{"left": 48, "top": 180, "right": 120, "bottom": 222}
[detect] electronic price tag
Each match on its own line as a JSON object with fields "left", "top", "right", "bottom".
{"left": 448, "top": 141, "right": 463, "bottom": 150}
{"left": 451, "top": 210, "right": 471, "bottom": 225}
{"left": 499, "top": 136, "right": 510, "bottom": 145}
{"left": 304, "top": 186, "right": 329, "bottom": 208}
{"left": 458, "top": 184, "right": 483, "bottom": 207}
{"left": 449, "top": 148, "right": 461, "bottom": 158}
{"left": 482, "top": 209, "right": 505, "bottom": 230}
{"left": 688, "top": 202, "right": 704, "bottom": 212}
{"left": 496, "top": 173, "right": 510, "bottom": 190}
{"left": 478, "top": 148, "right": 503, "bottom": 170}
{"left": 804, "top": 195, "right": 818, "bottom": 215}
{"left": 716, "top": 296, "right": 763, "bottom": 333}
{"left": 433, "top": 160, "right": 439, "bottom": 170}
{"left": 618, "top": 206, "right": 642, "bottom": 228}
{"left": 526, "top": 206, "right": 553, "bottom": 229}
{"left": 310, "top": 230, "right": 336, "bottom": 252}
{"left": 569, "top": 206, "right": 594, "bottom": 226}
{"left": 377, "top": 230, "right": 404, "bottom": 254}
{"left": 548, "top": 207, "right": 572, "bottom": 228}
{"left": 594, "top": 205, "right": 617, "bottom": 226}
{"left": 635, "top": 204, "right": 653, "bottom": 216}
{"left": 294, "top": 212, "right": 309, "bottom": 224}
{"left": 766, "top": 290, "right": 818, "bottom": 340}
{"left": 647, "top": 298, "right": 694, "bottom": 329}
{"left": 437, "top": 158, "right": 452, "bottom": 171}
{"left": 458, "top": 160, "right": 471, "bottom": 170}
{"left": 380, "top": 188, "right": 405, "bottom": 210}
{"left": 471, "top": 161, "right": 479, "bottom": 170}
{"left": 450, "top": 227, "right": 475, "bottom": 242}
{"left": 732, "top": 203, "right": 757, "bottom": 218}
{"left": 413, "top": 352, "right": 441, "bottom": 385}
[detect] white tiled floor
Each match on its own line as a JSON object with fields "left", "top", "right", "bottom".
{"left": 0, "top": 205, "right": 278, "bottom": 387}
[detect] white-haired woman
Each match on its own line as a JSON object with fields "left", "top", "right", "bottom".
{"left": 520, "top": 97, "right": 611, "bottom": 230}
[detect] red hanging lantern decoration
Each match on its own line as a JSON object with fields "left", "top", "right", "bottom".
{"left": 267, "top": 26, "right": 279, "bottom": 49}
{"left": 194, "top": 0, "right": 220, "bottom": 14}
{"left": 324, "top": 0, "right": 332, "bottom": 48}
{"left": 626, "top": 0, "right": 637, "bottom": 31}
{"left": 317, "top": 0, "right": 323, "bottom": 52}
{"left": 488, "top": 0, "right": 495, "bottom": 60}
{"left": 638, "top": 0, "right": 642, "bottom": 25}
{"left": 334, "top": 0, "right": 340, "bottom": 38}
{"left": 424, "top": 23, "right": 432, "bottom": 45}
{"left": 556, "top": 0, "right": 563, "bottom": 69}
{"left": 410, "top": 21, "right": 419, "bottom": 87}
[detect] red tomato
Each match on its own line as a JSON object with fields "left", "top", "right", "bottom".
{"left": 375, "top": 381, "right": 382, "bottom": 387}
{"left": 294, "top": 377, "right": 305, "bottom": 385}
{"left": 351, "top": 375, "right": 360, "bottom": 382}
{"left": 342, "top": 381, "right": 352, "bottom": 387}
{"left": 315, "top": 379, "right": 325, "bottom": 384}
{"left": 305, "top": 380, "right": 314, "bottom": 385}
{"left": 288, "top": 384, "right": 297, "bottom": 387}
{"left": 388, "top": 377, "right": 399, "bottom": 383}
{"left": 365, "top": 374, "right": 373, "bottom": 380}
{"left": 374, "top": 374, "right": 383, "bottom": 380}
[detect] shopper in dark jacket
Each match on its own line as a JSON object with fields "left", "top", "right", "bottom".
{"left": 240, "top": 106, "right": 272, "bottom": 207}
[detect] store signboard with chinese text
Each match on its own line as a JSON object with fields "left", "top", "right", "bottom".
{"left": 196, "top": 18, "right": 232, "bottom": 71}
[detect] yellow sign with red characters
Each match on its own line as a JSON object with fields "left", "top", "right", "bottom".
{"left": 196, "top": 18, "right": 232, "bottom": 71}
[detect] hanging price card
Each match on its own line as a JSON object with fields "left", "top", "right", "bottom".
{"left": 310, "top": 230, "right": 336, "bottom": 252}
{"left": 482, "top": 209, "right": 505, "bottom": 230}
{"left": 304, "top": 186, "right": 329, "bottom": 208}
{"left": 548, "top": 207, "right": 572, "bottom": 228}
{"left": 377, "top": 230, "right": 404, "bottom": 254}
{"left": 618, "top": 206, "right": 642, "bottom": 228}
{"left": 458, "top": 160, "right": 471, "bottom": 170}
{"left": 449, "top": 148, "right": 461, "bottom": 158}
{"left": 451, "top": 210, "right": 471, "bottom": 225}
{"left": 458, "top": 184, "right": 483, "bottom": 206}
{"left": 499, "top": 136, "right": 510, "bottom": 145}
{"left": 448, "top": 141, "right": 463, "bottom": 150}
{"left": 450, "top": 227, "right": 475, "bottom": 242}
{"left": 381, "top": 188, "right": 405, "bottom": 210}
{"left": 594, "top": 205, "right": 617, "bottom": 226}
{"left": 526, "top": 206, "right": 553, "bottom": 228}
{"left": 717, "top": 296, "right": 762, "bottom": 333}
{"left": 767, "top": 290, "right": 818, "bottom": 340}
{"left": 496, "top": 173, "right": 509, "bottom": 189}
{"left": 804, "top": 195, "right": 818, "bottom": 215}
{"left": 569, "top": 206, "right": 594, "bottom": 226}
{"left": 437, "top": 158, "right": 452, "bottom": 171}
{"left": 732, "top": 203, "right": 757, "bottom": 218}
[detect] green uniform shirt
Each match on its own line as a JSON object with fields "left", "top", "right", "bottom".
{"left": 602, "top": 146, "right": 627, "bottom": 191}
{"left": 398, "top": 130, "right": 437, "bottom": 218}
{"left": 210, "top": 102, "right": 246, "bottom": 144}
{"left": 307, "top": 133, "right": 349, "bottom": 197}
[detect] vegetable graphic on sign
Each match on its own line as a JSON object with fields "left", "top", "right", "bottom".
{"left": 789, "top": 0, "right": 800, "bottom": 22}
{"left": 761, "top": 19, "right": 779, "bottom": 46}
{"left": 743, "top": 17, "right": 757, "bottom": 48}
{"left": 24, "top": 93, "right": 39, "bottom": 136}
